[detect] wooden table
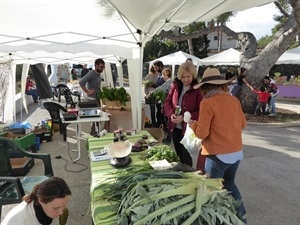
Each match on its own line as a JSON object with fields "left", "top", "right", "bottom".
{"left": 88, "top": 131, "right": 155, "bottom": 225}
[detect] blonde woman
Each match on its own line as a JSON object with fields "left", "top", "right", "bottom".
{"left": 164, "top": 62, "right": 203, "bottom": 168}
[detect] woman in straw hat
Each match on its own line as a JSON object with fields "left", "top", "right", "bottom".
{"left": 188, "top": 68, "right": 247, "bottom": 223}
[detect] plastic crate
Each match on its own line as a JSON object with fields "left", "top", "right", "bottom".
{"left": 0, "top": 131, "right": 36, "bottom": 150}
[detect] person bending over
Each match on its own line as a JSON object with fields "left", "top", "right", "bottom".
{"left": 2, "top": 177, "right": 72, "bottom": 225}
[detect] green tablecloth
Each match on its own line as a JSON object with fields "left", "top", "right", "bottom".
{"left": 88, "top": 131, "right": 155, "bottom": 225}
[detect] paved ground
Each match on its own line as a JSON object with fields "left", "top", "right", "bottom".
{"left": 1, "top": 97, "right": 299, "bottom": 225}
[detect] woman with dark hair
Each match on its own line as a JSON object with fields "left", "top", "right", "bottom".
{"left": 2, "top": 177, "right": 72, "bottom": 225}
{"left": 189, "top": 68, "right": 247, "bottom": 223}
{"left": 164, "top": 61, "right": 203, "bottom": 168}
{"left": 263, "top": 75, "right": 279, "bottom": 116}
{"left": 71, "top": 68, "right": 77, "bottom": 81}
{"left": 230, "top": 67, "right": 252, "bottom": 97}
{"left": 25, "top": 76, "right": 39, "bottom": 103}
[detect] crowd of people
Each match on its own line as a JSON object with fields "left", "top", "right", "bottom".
{"left": 16, "top": 57, "right": 284, "bottom": 225}
{"left": 143, "top": 62, "right": 282, "bottom": 224}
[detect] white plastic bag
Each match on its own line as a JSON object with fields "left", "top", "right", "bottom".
{"left": 180, "top": 125, "right": 201, "bottom": 155}
{"left": 180, "top": 124, "right": 201, "bottom": 169}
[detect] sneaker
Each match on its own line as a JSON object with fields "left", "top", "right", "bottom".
{"left": 268, "top": 113, "right": 276, "bottom": 117}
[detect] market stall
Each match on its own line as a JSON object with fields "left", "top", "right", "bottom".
{"left": 87, "top": 132, "right": 244, "bottom": 225}
{"left": 88, "top": 131, "right": 155, "bottom": 224}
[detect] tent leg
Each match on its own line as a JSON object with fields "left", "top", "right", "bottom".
{"left": 20, "top": 96, "right": 23, "bottom": 121}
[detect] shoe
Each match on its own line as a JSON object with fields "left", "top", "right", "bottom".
{"left": 34, "top": 100, "right": 38, "bottom": 103}
{"left": 268, "top": 113, "right": 276, "bottom": 117}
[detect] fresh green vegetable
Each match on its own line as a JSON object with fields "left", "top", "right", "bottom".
{"left": 144, "top": 80, "right": 154, "bottom": 87}
{"left": 97, "top": 87, "right": 130, "bottom": 106}
{"left": 152, "top": 89, "right": 167, "bottom": 102}
{"left": 98, "top": 165, "right": 244, "bottom": 225}
{"left": 116, "top": 176, "right": 244, "bottom": 225}
{"left": 140, "top": 144, "right": 180, "bottom": 163}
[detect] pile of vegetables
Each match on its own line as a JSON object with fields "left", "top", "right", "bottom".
{"left": 152, "top": 89, "right": 167, "bottom": 102}
{"left": 97, "top": 87, "right": 130, "bottom": 106}
{"left": 140, "top": 144, "right": 180, "bottom": 162}
{"left": 131, "top": 139, "right": 157, "bottom": 152}
{"left": 101, "top": 167, "right": 245, "bottom": 225}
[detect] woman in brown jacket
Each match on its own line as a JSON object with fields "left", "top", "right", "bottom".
{"left": 189, "top": 68, "right": 247, "bottom": 223}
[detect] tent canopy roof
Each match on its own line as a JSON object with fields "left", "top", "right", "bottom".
{"left": 275, "top": 46, "right": 300, "bottom": 64}
{"left": 109, "top": 0, "right": 274, "bottom": 43}
{"left": 200, "top": 48, "right": 241, "bottom": 66}
{"left": 0, "top": 0, "right": 275, "bottom": 64}
{"left": 149, "top": 51, "right": 202, "bottom": 66}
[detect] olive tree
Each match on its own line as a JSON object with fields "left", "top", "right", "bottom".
{"left": 160, "top": 0, "right": 300, "bottom": 113}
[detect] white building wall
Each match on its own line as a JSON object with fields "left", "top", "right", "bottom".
{"left": 207, "top": 32, "right": 237, "bottom": 53}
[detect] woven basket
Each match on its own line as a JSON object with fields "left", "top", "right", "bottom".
{"left": 144, "top": 124, "right": 164, "bottom": 143}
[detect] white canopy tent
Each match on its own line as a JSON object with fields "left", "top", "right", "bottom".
{"left": 275, "top": 46, "right": 300, "bottom": 64}
{"left": 149, "top": 51, "right": 202, "bottom": 78}
{"left": 0, "top": 0, "right": 275, "bottom": 128}
{"left": 200, "top": 48, "right": 241, "bottom": 66}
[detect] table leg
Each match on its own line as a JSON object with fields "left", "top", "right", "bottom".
{"left": 72, "top": 122, "right": 81, "bottom": 162}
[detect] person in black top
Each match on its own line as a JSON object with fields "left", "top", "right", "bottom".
{"left": 81, "top": 64, "right": 89, "bottom": 78}
{"left": 153, "top": 60, "right": 165, "bottom": 128}
{"left": 225, "top": 67, "right": 235, "bottom": 80}
{"left": 230, "top": 67, "right": 252, "bottom": 97}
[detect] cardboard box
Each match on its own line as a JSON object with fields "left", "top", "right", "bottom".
{"left": 10, "top": 157, "right": 35, "bottom": 176}
{"left": 34, "top": 128, "right": 52, "bottom": 142}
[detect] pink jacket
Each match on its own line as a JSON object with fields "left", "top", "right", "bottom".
{"left": 164, "top": 79, "right": 202, "bottom": 134}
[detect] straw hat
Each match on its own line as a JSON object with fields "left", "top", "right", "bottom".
{"left": 194, "top": 68, "right": 231, "bottom": 89}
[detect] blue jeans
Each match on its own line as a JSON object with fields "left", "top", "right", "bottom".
{"left": 205, "top": 156, "right": 247, "bottom": 223}
{"left": 26, "top": 89, "right": 38, "bottom": 101}
{"left": 268, "top": 95, "right": 277, "bottom": 114}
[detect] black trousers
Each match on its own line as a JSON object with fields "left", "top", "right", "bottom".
{"left": 156, "top": 103, "right": 164, "bottom": 128}
{"left": 172, "top": 127, "right": 192, "bottom": 167}
{"left": 149, "top": 103, "right": 156, "bottom": 127}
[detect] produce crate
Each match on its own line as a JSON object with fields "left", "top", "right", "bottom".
{"left": 0, "top": 131, "right": 36, "bottom": 150}
{"left": 10, "top": 157, "right": 35, "bottom": 176}
{"left": 34, "top": 128, "right": 52, "bottom": 142}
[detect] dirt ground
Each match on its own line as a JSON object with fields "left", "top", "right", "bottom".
{"left": 245, "top": 107, "right": 300, "bottom": 123}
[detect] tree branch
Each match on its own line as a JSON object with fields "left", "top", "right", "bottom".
{"left": 274, "top": 1, "right": 290, "bottom": 17}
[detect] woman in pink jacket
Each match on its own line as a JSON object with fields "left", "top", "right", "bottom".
{"left": 164, "top": 61, "right": 203, "bottom": 167}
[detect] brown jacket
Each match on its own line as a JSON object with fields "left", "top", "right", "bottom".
{"left": 190, "top": 93, "right": 246, "bottom": 155}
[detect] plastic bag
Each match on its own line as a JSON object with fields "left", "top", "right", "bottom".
{"left": 8, "top": 121, "right": 34, "bottom": 134}
{"left": 180, "top": 124, "right": 201, "bottom": 169}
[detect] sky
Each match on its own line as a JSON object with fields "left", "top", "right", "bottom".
{"left": 227, "top": 3, "right": 280, "bottom": 40}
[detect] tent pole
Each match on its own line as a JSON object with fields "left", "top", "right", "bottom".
{"left": 20, "top": 96, "right": 23, "bottom": 121}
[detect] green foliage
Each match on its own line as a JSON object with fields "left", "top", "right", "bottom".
{"left": 257, "top": 1, "right": 296, "bottom": 48}
{"left": 152, "top": 90, "right": 167, "bottom": 102}
{"left": 140, "top": 144, "right": 180, "bottom": 162}
{"left": 97, "top": 87, "right": 130, "bottom": 106}
{"left": 143, "top": 22, "right": 210, "bottom": 62}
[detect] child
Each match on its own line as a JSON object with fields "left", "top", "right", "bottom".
{"left": 250, "top": 85, "right": 271, "bottom": 117}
